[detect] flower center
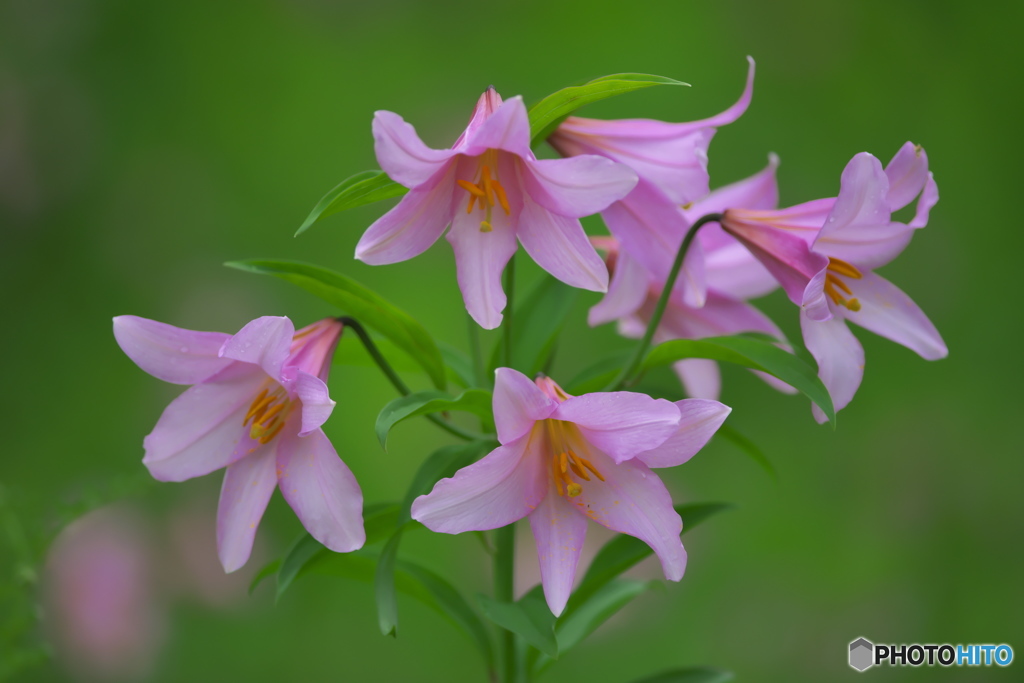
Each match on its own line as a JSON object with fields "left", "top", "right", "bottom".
{"left": 544, "top": 420, "right": 605, "bottom": 498}
{"left": 243, "top": 382, "right": 294, "bottom": 444}
{"left": 824, "top": 257, "right": 863, "bottom": 312}
{"left": 457, "top": 151, "right": 511, "bottom": 233}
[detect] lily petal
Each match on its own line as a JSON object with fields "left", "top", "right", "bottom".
{"left": 884, "top": 142, "right": 929, "bottom": 212}
{"left": 517, "top": 196, "right": 608, "bottom": 293}
{"left": 142, "top": 364, "right": 266, "bottom": 482}
{"left": 219, "top": 316, "right": 294, "bottom": 382}
{"left": 528, "top": 489, "right": 587, "bottom": 617}
{"left": 276, "top": 426, "right": 365, "bottom": 553}
{"left": 355, "top": 163, "right": 457, "bottom": 265}
{"left": 687, "top": 153, "right": 780, "bottom": 219}
{"left": 522, "top": 155, "right": 637, "bottom": 218}
{"left": 493, "top": 368, "right": 557, "bottom": 444}
{"left": 844, "top": 271, "right": 948, "bottom": 360}
{"left": 373, "top": 110, "right": 457, "bottom": 188}
{"left": 553, "top": 393, "right": 680, "bottom": 464}
{"left": 908, "top": 173, "right": 939, "bottom": 229}
{"left": 411, "top": 433, "right": 547, "bottom": 534}
{"left": 801, "top": 310, "right": 864, "bottom": 423}
{"left": 292, "top": 371, "right": 336, "bottom": 436}
{"left": 113, "top": 315, "right": 232, "bottom": 385}
{"left": 216, "top": 445, "right": 279, "bottom": 572}
{"left": 568, "top": 451, "right": 687, "bottom": 581}
{"left": 462, "top": 96, "right": 533, "bottom": 159}
{"left": 633, "top": 399, "right": 730, "bottom": 468}
{"left": 673, "top": 359, "right": 722, "bottom": 400}
{"left": 588, "top": 249, "right": 649, "bottom": 327}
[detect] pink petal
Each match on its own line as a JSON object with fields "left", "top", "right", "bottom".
{"left": 411, "top": 433, "right": 546, "bottom": 534}
{"left": 588, "top": 249, "right": 649, "bottom": 327}
{"left": 142, "top": 364, "right": 266, "bottom": 482}
{"left": 800, "top": 309, "right": 864, "bottom": 423}
{"left": 292, "top": 371, "right": 336, "bottom": 436}
{"left": 355, "top": 163, "right": 457, "bottom": 265}
{"left": 528, "top": 490, "right": 587, "bottom": 617}
{"left": 216, "top": 445, "right": 279, "bottom": 572}
{"left": 372, "top": 110, "right": 457, "bottom": 188}
{"left": 844, "top": 271, "right": 947, "bottom": 360}
{"left": 673, "top": 359, "right": 721, "bottom": 400}
{"left": 493, "top": 368, "right": 557, "bottom": 444}
{"left": 517, "top": 196, "right": 608, "bottom": 293}
{"left": 883, "top": 142, "right": 929, "bottom": 212}
{"left": 658, "top": 290, "right": 784, "bottom": 340}
{"left": 815, "top": 153, "right": 913, "bottom": 269}
{"left": 453, "top": 88, "right": 504, "bottom": 150}
{"left": 113, "top": 315, "right": 233, "bottom": 385}
{"left": 634, "top": 399, "right": 730, "bottom": 468}
{"left": 276, "top": 426, "right": 365, "bottom": 553}
{"left": 446, "top": 187, "right": 518, "bottom": 330}
{"left": 567, "top": 451, "right": 687, "bottom": 581}
{"left": 461, "top": 96, "right": 533, "bottom": 159}
{"left": 908, "top": 174, "right": 939, "bottom": 229}
{"left": 553, "top": 393, "right": 680, "bottom": 464}
{"left": 219, "top": 316, "right": 294, "bottom": 382}
{"left": 522, "top": 155, "right": 637, "bottom": 218}
{"left": 687, "top": 153, "right": 779, "bottom": 219}
{"left": 802, "top": 267, "right": 833, "bottom": 323}
{"left": 703, "top": 241, "right": 778, "bottom": 299}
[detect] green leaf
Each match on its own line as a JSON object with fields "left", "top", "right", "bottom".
{"left": 489, "top": 275, "right": 578, "bottom": 376}
{"left": 478, "top": 592, "right": 558, "bottom": 658}
{"left": 275, "top": 503, "right": 399, "bottom": 600}
{"left": 438, "top": 342, "right": 476, "bottom": 388}
{"left": 529, "top": 73, "right": 689, "bottom": 143}
{"left": 375, "top": 389, "right": 493, "bottom": 450}
{"left": 225, "top": 260, "right": 447, "bottom": 390}
{"left": 399, "top": 440, "right": 495, "bottom": 525}
{"left": 563, "top": 503, "right": 733, "bottom": 620}
{"left": 296, "top": 170, "right": 408, "bottom": 236}
{"left": 715, "top": 424, "right": 777, "bottom": 480}
{"left": 248, "top": 559, "right": 280, "bottom": 596}
{"left": 374, "top": 527, "right": 406, "bottom": 637}
{"left": 566, "top": 351, "right": 630, "bottom": 393}
{"left": 555, "top": 579, "right": 650, "bottom": 652}
{"left": 631, "top": 667, "right": 735, "bottom": 683}
{"left": 642, "top": 336, "right": 835, "bottom": 424}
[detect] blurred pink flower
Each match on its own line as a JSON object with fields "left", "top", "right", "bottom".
{"left": 800, "top": 144, "right": 946, "bottom": 421}
{"left": 44, "top": 507, "right": 164, "bottom": 681}
{"left": 355, "top": 88, "right": 638, "bottom": 329}
{"left": 412, "top": 369, "right": 729, "bottom": 615}
{"left": 113, "top": 315, "right": 364, "bottom": 571}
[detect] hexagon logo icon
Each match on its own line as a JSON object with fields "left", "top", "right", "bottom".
{"left": 849, "top": 637, "right": 874, "bottom": 671}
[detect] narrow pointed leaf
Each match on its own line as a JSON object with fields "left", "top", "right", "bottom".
{"left": 438, "top": 342, "right": 476, "bottom": 388}
{"left": 478, "top": 593, "right": 558, "bottom": 658}
{"left": 375, "top": 390, "right": 493, "bottom": 450}
{"left": 555, "top": 579, "right": 650, "bottom": 652}
{"left": 488, "top": 275, "right": 578, "bottom": 376}
{"left": 642, "top": 336, "right": 835, "bottom": 424}
{"left": 248, "top": 559, "right": 281, "bottom": 596}
{"left": 296, "top": 170, "right": 408, "bottom": 236}
{"left": 562, "top": 503, "right": 733, "bottom": 620}
{"left": 631, "top": 667, "right": 735, "bottom": 683}
{"left": 715, "top": 424, "right": 777, "bottom": 480}
{"left": 374, "top": 526, "right": 406, "bottom": 637}
{"left": 225, "top": 260, "right": 446, "bottom": 389}
{"left": 567, "top": 351, "right": 630, "bottom": 394}
{"left": 399, "top": 440, "right": 496, "bottom": 525}
{"left": 529, "top": 73, "right": 690, "bottom": 143}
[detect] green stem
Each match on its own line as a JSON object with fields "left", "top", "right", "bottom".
{"left": 340, "top": 317, "right": 480, "bottom": 442}
{"left": 494, "top": 524, "right": 517, "bottom": 683}
{"left": 467, "top": 313, "right": 485, "bottom": 388}
{"left": 604, "top": 213, "right": 723, "bottom": 391}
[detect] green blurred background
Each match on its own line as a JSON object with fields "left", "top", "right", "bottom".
{"left": 3, "top": 0, "right": 1022, "bottom": 680}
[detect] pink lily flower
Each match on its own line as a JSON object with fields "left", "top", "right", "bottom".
{"left": 548, "top": 58, "right": 756, "bottom": 309}
{"left": 589, "top": 158, "right": 795, "bottom": 400}
{"left": 113, "top": 315, "right": 365, "bottom": 571}
{"left": 800, "top": 143, "right": 945, "bottom": 422}
{"left": 355, "top": 88, "right": 638, "bottom": 329}
{"left": 411, "top": 368, "right": 731, "bottom": 615}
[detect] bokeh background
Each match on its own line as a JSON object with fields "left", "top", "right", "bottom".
{"left": 3, "top": 0, "right": 1022, "bottom": 681}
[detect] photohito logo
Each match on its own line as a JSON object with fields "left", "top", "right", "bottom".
{"left": 848, "top": 637, "right": 1014, "bottom": 671}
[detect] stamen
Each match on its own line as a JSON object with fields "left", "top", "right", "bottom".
{"left": 826, "top": 273, "right": 853, "bottom": 296}
{"left": 567, "top": 451, "right": 589, "bottom": 481}
{"left": 257, "top": 401, "right": 285, "bottom": 426}
{"left": 243, "top": 388, "right": 271, "bottom": 424}
{"left": 481, "top": 166, "right": 495, "bottom": 206}
{"left": 466, "top": 194, "right": 477, "bottom": 214}
{"left": 259, "top": 421, "right": 285, "bottom": 444}
{"left": 457, "top": 179, "right": 486, "bottom": 198}
{"left": 559, "top": 452, "right": 568, "bottom": 474}
{"left": 492, "top": 181, "right": 511, "bottom": 215}
{"left": 579, "top": 457, "right": 605, "bottom": 482}
{"left": 827, "top": 258, "right": 862, "bottom": 279}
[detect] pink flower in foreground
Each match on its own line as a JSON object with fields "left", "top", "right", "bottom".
{"left": 113, "top": 315, "right": 365, "bottom": 571}
{"left": 355, "top": 88, "right": 638, "bottom": 329}
{"left": 411, "top": 369, "right": 730, "bottom": 615}
{"left": 549, "top": 58, "right": 756, "bottom": 308}
{"left": 800, "top": 144, "right": 946, "bottom": 422}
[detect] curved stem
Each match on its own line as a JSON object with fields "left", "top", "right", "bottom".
{"left": 603, "top": 213, "right": 723, "bottom": 391}
{"left": 339, "top": 317, "right": 480, "bottom": 442}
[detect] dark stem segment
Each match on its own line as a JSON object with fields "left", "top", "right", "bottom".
{"left": 603, "top": 213, "right": 724, "bottom": 391}
{"left": 339, "top": 317, "right": 479, "bottom": 442}
{"left": 494, "top": 524, "right": 517, "bottom": 683}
